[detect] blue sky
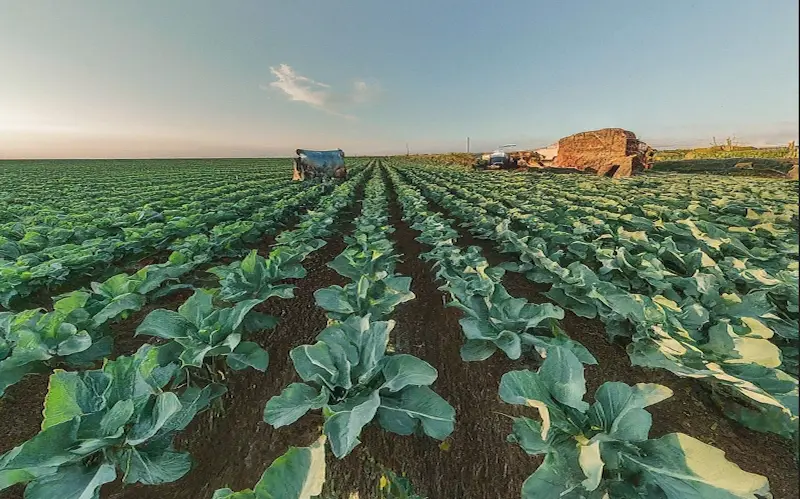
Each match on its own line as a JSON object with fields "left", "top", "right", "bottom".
{"left": 1, "top": 0, "right": 797, "bottom": 158}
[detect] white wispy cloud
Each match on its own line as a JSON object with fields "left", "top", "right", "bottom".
{"left": 261, "top": 64, "right": 379, "bottom": 119}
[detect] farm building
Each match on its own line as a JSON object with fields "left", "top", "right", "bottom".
{"left": 553, "top": 128, "right": 654, "bottom": 177}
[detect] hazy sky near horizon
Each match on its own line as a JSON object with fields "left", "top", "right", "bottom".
{"left": 1, "top": 0, "right": 798, "bottom": 158}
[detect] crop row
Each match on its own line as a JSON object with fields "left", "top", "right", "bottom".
{"left": 397, "top": 162, "right": 798, "bottom": 441}
{"left": 0, "top": 162, "right": 375, "bottom": 497}
{"left": 1, "top": 159, "right": 791, "bottom": 498}
{"left": 1, "top": 176, "right": 329, "bottom": 309}
{"left": 382, "top": 163, "right": 773, "bottom": 498}
{"left": 1, "top": 161, "right": 289, "bottom": 225}
{"left": 0, "top": 159, "right": 291, "bottom": 221}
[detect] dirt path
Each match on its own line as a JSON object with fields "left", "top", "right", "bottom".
{"left": 310, "top": 198, "right": 536, "bottom": 499}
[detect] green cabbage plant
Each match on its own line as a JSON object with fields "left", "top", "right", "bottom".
{"left": 499, "top": 347, "right": 772, "bottom": 498}
{"left": 135, "top": 289, "right": 270, "bottom": 373}
{"left": 0, "top": 292, "right": 112, "bottom": 397}
{"left": 264, "top": 315, "right": 454, "bottom": 458}
{"left": 0, "top": 344, "right": 225, "bottom": 497}
{"left": 209, "top": 245, "right": 321, "bottom": 303}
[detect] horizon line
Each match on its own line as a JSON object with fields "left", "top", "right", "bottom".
{"left": 2, "top": 142, "right": 797, "bottom": 162}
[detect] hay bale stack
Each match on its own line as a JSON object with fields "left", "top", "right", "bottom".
{"left": 553, "top": 128, "right": 647, "bottom": 178}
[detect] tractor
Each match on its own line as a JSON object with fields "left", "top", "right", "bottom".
{"left": 292, "top": 149, "right": 347, "bottom": 181}
{"left": 473, "top": 144, "right": 519, "bottom": 170}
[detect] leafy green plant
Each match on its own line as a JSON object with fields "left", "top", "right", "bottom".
{"left": 397, "top": 162, "right": 798, "bottom": 439}
{"left": 0, "top": 344, "right": 225, "bottom": 497}
{"left": 313, "top": 175, "right": 415, "bottom": 322}
{"left": 53, "top": 252, "right": 196, "bottom": 328}
{"left": 0, "top": 292, "right": 112, "bottom": 396}
{"left": 209, "top": 246, "right": 316, "bottom": 303}
{"left": 441, "top": 257, "right": 578, "bottom": 362}
{"left": 135, "top": 288, "right": 271, "bottom": 372}
{"left": 212, "top": 435, "right": 326, "bottom": 499}
{"left": 327, "top": 234, "right": 400, "bottom": 282}
{"left": 389, "top": 168, "right": 589, "bottom": 364}
{"left": 264, "top": 314, "right": 454, "bottom": 458}
{"left": 314, "top": 275, "right": 415, "bottom": 322}
{"left": 499, "top": 347, "right": 772, "bottom": 498}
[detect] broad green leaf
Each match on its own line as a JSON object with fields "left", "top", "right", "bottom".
{"left": 290, "top": 343, "right": 339, "bottom": 388}
{"left": 520, "top": 450, "right": 581, "bottom": 498}
{"left": 23, "top": 463, "right": 116, "bottom": 499}
{"left": 226, "top": 299, "right": 264, "bottom": 332}
{"left": 226, "top": 341, "right": 269, "bottom": 371}
{"left": 212, "top": 435, "right": 327, "bottom": 499}
{"left": 627, "top": 433, "right": 771, "bottom": 498}
{"left": 92, "top": 293, "right": 146, "bottom": 326}
{"left": 539, "top": 347, "right": 589, "bottom": 412}
{"left": 99, "top": 400, "right": 135, "bottom": 436}
{"left": 135, "top": 309, "right": 195, "bottom": 340}
{"left": 507, "top": 417, "right": 549, "bottom": 455}
{"left": 524, "top": 334, "right": 598, "bottom": 365}
{"left": 177, "top": 343, "right": 214, "bottom": 368}
{"left": 114, "top": 448, "right": 192, "bottom": 485}
{"left": 56, "top": 331, "right": 92, "bottom": 356}
{"left": 252, "top": 435, "right": 326, "bottom": 499}
{"left": 500, "top": 370, "right": 555, "bottom": 440}
{"left": 323, "top": 391, "right": 380, "bottom": 458}
{"left": 125, "top": 392, "right": 182, "bottom": 445}
{"left": 177, "top": 289, "right": 216, "bottom": 325}
{"left": 377, "top": 386, "right": 455, "bottom": 441}
{"left": 459, "top": 339, "right": 496, "bottom": 361}
{"left": 380, "top": 355, "right": 437, "bottom": 392}
{"left": 53, "top": 292, "right": 90, "bottom": 317}
{"left": 313, "top": 287, "right": 356, "bottom": 314}
{"left": 0, "top": 418, "right": 81, "bottom": 488}
{"left": 211, "top": 489, "right": 255, "bottom": 499}
{"left": 155, "top": 383, "right": 227, "bottom": 436}
{"left": 264, "top": 383, "right": 328, "bottom": 428}
{"left": 42, "top": 370, "right": 102, "bottom": 430}
{"left": 589, "top": 382, "right": 673, "bottom": 441}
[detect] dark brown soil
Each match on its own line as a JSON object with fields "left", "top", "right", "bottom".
{"left": 315, "top": 200, "right": 535, "bottom": 499}
{"left": 100, "top": 231, "right": 354, "bottom": 498}
{"left": 426, "top": 197, "right": 800, "bottom": 499}
{"left": 0, "top": 374, "right": 50, "bottom": 482}
{"left": 1, "top": 183, "right": 797, "bottom": 499}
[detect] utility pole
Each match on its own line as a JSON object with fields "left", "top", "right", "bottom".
{"left": 467, "top": 137, "right": 470, "bottom": 153}
{"left": 406, "top": 143, "right": 409, "bottom": 156}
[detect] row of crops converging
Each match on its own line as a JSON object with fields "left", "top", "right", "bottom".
{"left": 0, "top": 157, "right": 797, "bottom": 498}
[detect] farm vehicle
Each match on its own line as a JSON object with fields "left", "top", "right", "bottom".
{"left": 473, "top": 144, "right": 542, "bottom": 170}
{"left": 292, "top": 148, "right": 347, "bottom": 181}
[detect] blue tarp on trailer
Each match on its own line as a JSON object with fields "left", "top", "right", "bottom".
{"left": 293, "top": 149, "right": 346, "bottom": 180}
